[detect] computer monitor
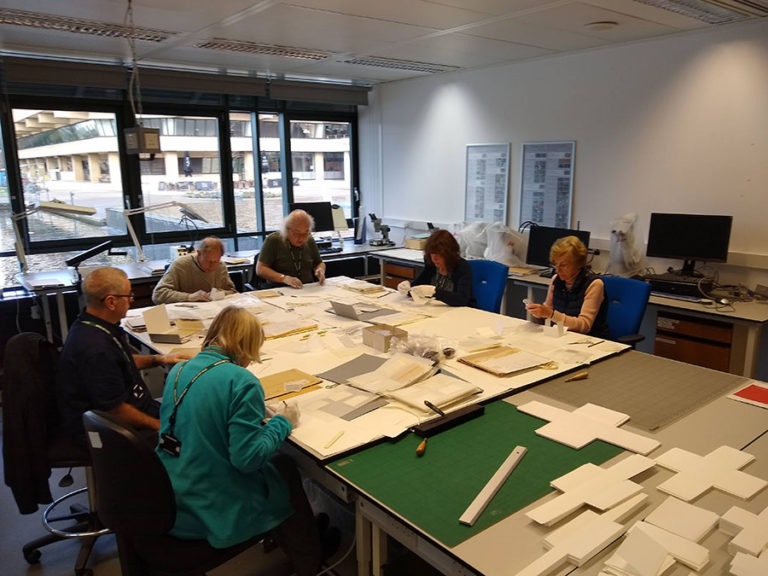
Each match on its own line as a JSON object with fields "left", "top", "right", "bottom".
{"left": 289, "top": 202, "right": 334, "bottom": 233}
{"left": 646, "top": 213, "right": 732, "bottom": 276}
{"left": 526, "top": 226, "right": 591, "bottom": 270}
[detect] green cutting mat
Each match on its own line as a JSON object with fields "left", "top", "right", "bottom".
{"left": 329, "top": 401, "right": 622, "bottom": 548}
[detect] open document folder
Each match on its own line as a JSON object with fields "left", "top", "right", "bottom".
{"left": 143, "top": 305, "right": 203, "bottom": 344}
{"left": 386, "top": 373, "right": 482, "bottom": 413}
{"left": 347, "top": 353, "right": 437, "bottom": 394}
{"left": 458, "top": 346, "right": 550, "bottom": 376}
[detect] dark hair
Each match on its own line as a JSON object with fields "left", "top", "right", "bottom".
{"left": 424, "top": 229, "right": 461, "bottom": 272}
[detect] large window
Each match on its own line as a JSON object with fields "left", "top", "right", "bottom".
{"left": 12, "top": 109, "right": 125, "bottom": 244}
{"left": 230, "top": 112, "right": 259, "bottom": 234}
{"left": 290, "top": 120, "right": 352, "bottom": 217}
{"left": 138, "top": 114, "right": 223, "bottom": 238}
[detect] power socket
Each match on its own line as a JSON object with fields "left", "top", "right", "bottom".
{"left": 30, "top": 304, "right": 40, "bottom": 319}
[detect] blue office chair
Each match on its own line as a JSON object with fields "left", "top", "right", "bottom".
{"left": 601, "top": 275, "right": 652, "bottom": 347}
{"left": 468, "top": 259, "right": 508, "bottom": 313}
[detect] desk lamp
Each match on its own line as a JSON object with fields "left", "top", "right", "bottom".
{"left": 122, "top": 201, "right": 206, "bottom": 261}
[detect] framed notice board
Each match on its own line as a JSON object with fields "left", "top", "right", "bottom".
{"left": 518, "top": 141, "right": 575, "bottom": 228}
{"left": 465, "top": 143, "right": 509, "bottom": 223}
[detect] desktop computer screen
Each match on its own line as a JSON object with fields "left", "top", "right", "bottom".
{"left": 526, "top": 225, "right": 591, "bottom": 269}
{"left": 289, "top": 202, "right": 335, "bottom": 233}
{"left": 646, "top": 213, "right": 732, "bottom": 276}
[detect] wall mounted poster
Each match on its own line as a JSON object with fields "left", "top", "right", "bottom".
{"left": 519, "top": 141, "right": 575, "bottom": 228}
{"left": 465, "top": 143, "right": 509, "bottom": 223}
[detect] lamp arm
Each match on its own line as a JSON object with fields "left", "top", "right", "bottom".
{"left": 122, "top": 201, "right": 181, "bottom": 262}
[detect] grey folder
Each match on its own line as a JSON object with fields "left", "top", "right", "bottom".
{"left": 330, "top": 300, "right": 397, "bottom": 322}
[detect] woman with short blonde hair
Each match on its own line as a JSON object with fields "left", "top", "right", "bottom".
{"left": 526, "top": 235, "right": 609, "bottom": 336}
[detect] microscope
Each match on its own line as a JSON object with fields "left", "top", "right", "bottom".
{"left": 368, "top": 213, "right": 395, "bottom": 247}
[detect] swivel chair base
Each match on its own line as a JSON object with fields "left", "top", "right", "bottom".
{"left": 23, "top": 485, "right": 111, "bottom": 576}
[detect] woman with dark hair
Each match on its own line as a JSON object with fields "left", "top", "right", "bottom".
{"left": 402, "top": 229, "right": 476, "bottom": 307}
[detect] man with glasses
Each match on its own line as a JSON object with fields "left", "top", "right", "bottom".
{"left": 58, "top": 267, "right": 189, "bottom": 447}
{"left": 152, "top": 236, "right": 237, "bottom": 304}
{"left": 256, "top": 209, "right": 326, "bottom": 289}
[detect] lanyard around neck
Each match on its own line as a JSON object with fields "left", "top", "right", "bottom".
{"left": 81, "top": 320, "right": 132, "bottom": 365}
{"left": 289, "top": 244, "right": 303, "bottom": 276}
{"left": 168, "top": 358, "right": 231, "bottom": 434}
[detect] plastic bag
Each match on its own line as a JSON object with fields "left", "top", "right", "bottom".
{"left": 606, "top": 212, "right": 645, "bottom": 277}
{"left": 483, "top": 222, "right": 525, "bottom": 266}
{"left": 456, "top": 222, "right": 488, "bottom": 259}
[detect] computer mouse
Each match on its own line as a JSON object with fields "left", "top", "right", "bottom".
{"left": 719, "top": 298, "right": 730, "bottom": 305}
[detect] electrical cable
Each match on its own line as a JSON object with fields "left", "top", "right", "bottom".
{"left": 313, "top": 533, "right": 357, "bottom": 576}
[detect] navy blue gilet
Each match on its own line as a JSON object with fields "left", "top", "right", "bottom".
{"left": 552, "top": 269, "right": 610, "bottom": 338}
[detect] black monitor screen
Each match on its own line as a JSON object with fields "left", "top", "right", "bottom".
{"left": 526, "top": 226, "right": 591, "bottom": 268}
{"left": 646, "top": 213, "right": 732, "bottom": 264}
{"left": 289, "top": 202, "right": 334, "bottom": 233}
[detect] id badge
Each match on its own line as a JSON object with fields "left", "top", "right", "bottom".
{"left": 159, "top": 433, "right": 182, "bottom": 457}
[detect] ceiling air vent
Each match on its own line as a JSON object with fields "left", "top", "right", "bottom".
{"left": 633, "top": 0, "right": 768, "bottom": 24}
{"left": 0, "top": 8, "right": 172, "bottom": 42}
{"left": 342, "top": 56, "right": 459, "bottom": 74}
{"left": 196, "top": 39, "right": 329, "bottom": 61}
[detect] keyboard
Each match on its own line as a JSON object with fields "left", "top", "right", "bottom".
{"left": 643, "top": 272, "right": 712, "bottom": 298}
{"left": 643, "top": 272, "right": 706, "bottom": 285}
{"left": 319, "top": 246, "right": 343, "bottom": 255}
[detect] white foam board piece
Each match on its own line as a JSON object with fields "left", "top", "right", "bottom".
{"left": 517, "top": 401, "right": 661, "bottom": 455}
{"left": 514, "top": 494, "right": 647, "bottom": 576}
{"left": 644, "top": 496, "right": 719, "bottom": 542}
{"left": 719, "top": 504, "right": 768, "bottom": 556}
{"left": 655, "top": 445, "right": 768, "bottom": 501}
{"left": 632, "top": 521, "right": 710, "bottom": 571}
{"left": 527, "top": 454, "right": 655, "bottom": 526}
{"left": 605, "top": 522, "right": 671, "bottom": 576}
{"left": 730, "top": 550, "right": 768, "bottom": 576}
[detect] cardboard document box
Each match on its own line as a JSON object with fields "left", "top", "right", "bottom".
{"left": 404, "top": 236, "right": 428, "bottom": 250}
{"left": 362, "top": 325, "right": 407, "bottom": 352}
{"left": 143, "top": 305, "right": 203, "bottom": 344}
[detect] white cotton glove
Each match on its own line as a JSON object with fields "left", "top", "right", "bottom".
{"left": 397, "top": 280, "right": 412, "bottom": 296}
{"left": 411, "top": 284, "right": 436, "bottom": 298}
{"left": 410, "top": 284, "right": 436, "bottom": 306}
{"left": 265, "top": 400, "right": 301, "bottom": 428}
{"left": 210, "top": 287, "right": 226, "bottom": 301}
{"left": 315, "top": 267, "right": 326, "bottom": 285}
{"left": 281, "top": 400, "right": 301, "bottom": 428}
{"left": 188, "top": 289, "right": 211, "bottom": 302}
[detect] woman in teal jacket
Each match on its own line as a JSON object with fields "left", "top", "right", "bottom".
{"left": 157, "top": 305, "right": 322, "bottom": 576}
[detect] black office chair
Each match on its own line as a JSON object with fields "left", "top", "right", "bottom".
{"left": 82, "top": 410, "right": 262, "bottom": 576}
{"left": 2, "top": 332, "right": 108, "bottom": 576}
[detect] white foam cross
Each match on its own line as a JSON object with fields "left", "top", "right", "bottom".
{"left": 527, "top": 454, "right": 656, "bottom": 526}
{"left": 655, "top": 445, "right": 767, "bottom": 502}
{"left": 517, "top": 401, "right": 660, "bottom": 455}
{"left": 514, "top": 494, "right": 647, "bottom": 576}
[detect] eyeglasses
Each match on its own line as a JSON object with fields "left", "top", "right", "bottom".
{"left": 103, "top": 292, "right": 135, "bottom": 301}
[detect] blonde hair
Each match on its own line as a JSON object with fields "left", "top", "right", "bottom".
{"left": 550, "top": 236, "right": 588, "bottom": 268}
{"left": 83, "top": 267, "right": 128, "bottom": 309}
{"left": 202, "top": 306, "right": 264, "bottom": 366}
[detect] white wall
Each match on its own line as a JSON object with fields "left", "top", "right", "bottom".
{"left": 358, "top": 18, "right": 768, "bottom": 286}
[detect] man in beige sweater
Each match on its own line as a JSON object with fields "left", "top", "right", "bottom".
{"left": 152, "top": 236, "right": 237, "bottom": 304}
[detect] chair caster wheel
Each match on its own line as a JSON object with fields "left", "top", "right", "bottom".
{"left": 23, "top": 548, "right": 41, "bottom": 564}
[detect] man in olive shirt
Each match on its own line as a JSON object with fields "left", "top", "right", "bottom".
{"left": 256, "top": 210, "right": 326, "bottom": 289}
